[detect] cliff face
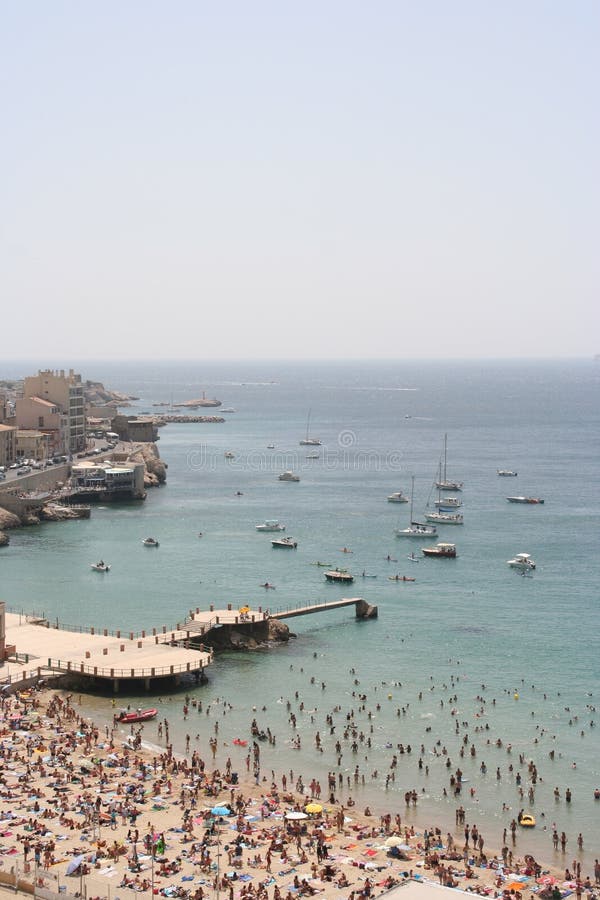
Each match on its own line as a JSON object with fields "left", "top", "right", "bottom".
{"left": 129, "top": 443, "right": 167, "bottom": 485}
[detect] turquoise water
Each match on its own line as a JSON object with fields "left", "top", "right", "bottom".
{"left": 1, "top": 359, "right": 600, "bottom": 863}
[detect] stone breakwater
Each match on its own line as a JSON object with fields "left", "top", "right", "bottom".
{"left": 154, "top": 414, "right": 225, "bottom": 424}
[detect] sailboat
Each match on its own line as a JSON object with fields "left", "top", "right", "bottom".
{"left": 435, "top": 434, "right": 463, "bottom": 491}
{"left": 299, "top": 410, "right": 322, "bottom": 446}
{"left": 395, "top": 476, "right": 438, "bottom": 538}
{"left": 426, "top": 462, "right": 464, "bottom": 525}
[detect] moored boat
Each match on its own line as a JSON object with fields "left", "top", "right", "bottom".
{"left": 506, "top": 496, "right": 544, "bottom": 504}
{"left": 142, "top": 537, "right": 159, "bottom": 546}
{"left": 497, "top": 469, "right": 518, "bottom": 477}
{"left": 324, "top": 569, "right": 354, "bottom": 583}
{"left": 422, "top": 542, "right": 457, "bottom": 559}
{"left": 91, "top": 561, "right": 110, "bottom": 572}
{"left": 395, "top": 476, "right": 438, "bottom": 538}
{"left": 278, "top": 471, "right": 300, "bottom": 482}
{"left": 507, "top": 552, "right": 536, "bottom": 571}
{"left": 425, "top": 511, "right": 464, "bottom": 525}
{"left": 256, "top": 520, "right": 286, "bottom": 532}
{"left": 435, "top": 434, "right": 463, "bottom": 491}
{"left": 387, "top": 491, "right": 409, "bottom": 503}
{"left": 272, "top": 537, "right": 298, "bottom": 549}
{"left": 434, "top": 496, "right": 462, "bottom": 508}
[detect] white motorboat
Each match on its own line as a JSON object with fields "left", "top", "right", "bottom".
{"left": 387, "top": 491, "right": 409, "bottom": 503}
{"left": 434, "top": 496, "right": 462, "bottom": 508}
{"left": 272, "top": 537, "right": 298, "bottom": 549}
{"left": 267, "top": 443, "right": 275, "bottom": 449}
{"left": 278, "top": 471, "right": 300, "bottom": 482}
{"left": 435, "top": 434, "right": 463, "bottom": 491}
{"left": 91, "top": 561, "right": 110, "bottom": 572}
{"left": 425, "top": 510, "right": 464, "bottom": 525}
{"left": 256, "top": 520, "right": 286, "bottom": 532}
{"left": 422, "top": 542, "right": 457, "bottom": 559}
{"left": 142, "top": 537, "right": 160, "bottom": 547}
{"left": 497, "top": 469, "right": 518, "bottom": 477}
{"left": 395, "top": 476, "right": 438, "bottom": 538}
{"left": 507, "top": 552, "right": 536, "bottom": 571}
{"left": 224, "top": 451, "right": 235, "bottom": 459}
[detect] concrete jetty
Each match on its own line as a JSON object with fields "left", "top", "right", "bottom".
{"left": 1, "top": 597, "right": 376, "bottom": 692}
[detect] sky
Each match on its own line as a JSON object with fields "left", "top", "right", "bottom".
{"left": 1, "top": 1, "right": 598, "bottom": 361}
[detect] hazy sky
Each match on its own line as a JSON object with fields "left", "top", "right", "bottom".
{"left": 1, "top": 1, "right": 598, "bottom": 360}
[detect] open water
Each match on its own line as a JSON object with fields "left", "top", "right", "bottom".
{"left": 1, "top": 359, "right": 600, "bottom": 863}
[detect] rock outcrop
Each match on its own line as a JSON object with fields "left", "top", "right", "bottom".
{"left": 0, "top": 508, "right": 21, "bottom": 530}
{"left": 129, "top": 443, "right": 167, "bottom": 485}
{"left": 201, "top": 618, "right": 291, "bottom": 652}
{"left": 40, "top": 504, "right": 90, "bottom": 522}
{"left": 0, "top": 531, "right": 9, "bottom": 546}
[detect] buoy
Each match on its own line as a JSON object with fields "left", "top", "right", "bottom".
{"left": 514, "top": 692, "right": 519, "bottom": 700}
{"left": 388, "top": 694, "right": 392, "bottom": 700}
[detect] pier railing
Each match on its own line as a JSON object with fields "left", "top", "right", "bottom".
{"left": 44, "top": 656, "right": 212, "bottom": 680}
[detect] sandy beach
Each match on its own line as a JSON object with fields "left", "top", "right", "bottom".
{"left": 0, "top": 686, "right": 596, "bottom": 900}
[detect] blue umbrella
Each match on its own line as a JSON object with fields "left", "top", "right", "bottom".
{"left": 211, "top": 806, "right": 231, "bottom": 816}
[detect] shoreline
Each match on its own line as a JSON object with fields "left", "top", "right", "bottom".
{"left": 0, "top": 685, "right": 592, "bottom": 900}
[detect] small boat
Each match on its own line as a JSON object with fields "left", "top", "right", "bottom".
{"left": 422, "top": 542, "right": 457, "bottom": 559}
{"left": 425, "top": 511, "right": 464, "bottom": 525}
{"left": 497, "top": 469, "right": 518, "bottom": 477}
{"left": 306, "top": 453, "right": 320, "bottom": 459}
{"left": 361, "top": 571, "right": 378, "bottom": 578}
{"left": 117, "top": 707, "right": 158, "bottom": 724}
{"left": 387, "top": 491, "right": 409, "bottom": 503}
{"left": 267, "top": 443, "right": 275, "bottom": 450}
{"left": 507, "top": 496, "right": 544, "bottom": 504}
{"left": 388, "top": 575, "right": 416, "bottom": 582}
{"left": 299, "top": 410, "right": 322, "bottom": 446}
{"left": 272, "top": 537, "right": 298, "bottom": 549}
{"left": 507, "top": 552, "right": 536, "bottom": 571}
{"left": 256, "top": 520, "right": 286, "bottom": 532}
{"left": 435, "top": 434, "right": 463, "bottom": 491}
{"left": 142, "top": 537, "right": 159, "bottom": 547}
{"left": 260, "top": 582, "right": 276, "bottom": 589}
{"left": 434, "top": 496, "right": 462, "bottom": 509}
{"left": 518, "top": 813, "right": 536, "bottom": 828}
{"left": 407, "top": 553, "right": 420, "bottom": 562}
{"left": 224, "top": 451, "right": 235, "bottom": 459}
{"left": 312, "top": 561, "right": 332, "bottom": 567}
{"left": 278, "top": 471, "right": 300, "bottom": 482}
{"left": 395, "top": 477, "right": 438, "bottom": 538}
{"left": 325, "top": 569, "right": 354, "bottom": 583}
{"left": 91, "top": 561, "right": 110, "bottom": 572}
{"left": 220, "top": 408, "right": 236, "bottom": 413}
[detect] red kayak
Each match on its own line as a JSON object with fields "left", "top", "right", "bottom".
{"left": 118, "top": 707, "right": 158, "bottom": 724}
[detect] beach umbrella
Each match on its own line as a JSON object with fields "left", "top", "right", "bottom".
{"left": 66, "top": 855, "right": 84, "bottom": 875}
{"left": 304, "top": 803, "right": 323, "bottom": 814}
{"left": 211, "top": 806, "right": 231, "bottom": 816}
{"left": 507, "top": 884, "right": 528, "bottom": 892}
{"left": 384, "top": 836, "right": 404, "bottom": 848}
{"left": 285, "top": 811, "right": 308, "bottom": 820}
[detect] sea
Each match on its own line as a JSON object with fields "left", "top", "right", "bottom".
{"left": 1, "top": 359, "right": 600, "bottom": 864}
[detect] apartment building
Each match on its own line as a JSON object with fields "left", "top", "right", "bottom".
{"left": 15, "top": 396, "right": 68, "bottom": 456}
{"left": 23, "top": 369, "right": 86, "bottom": 453}
{"left": 0, "top": 424, "right": 17, "bottom": 467}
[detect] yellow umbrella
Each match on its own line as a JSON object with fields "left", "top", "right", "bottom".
{"left": 239, "top": 606, "right": 250, "bottom": 614}
{"left": 304, "top": 803, "right": 323, "bottom": 814}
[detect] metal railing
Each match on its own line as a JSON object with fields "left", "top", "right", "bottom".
{"left": 45, "top": 654, "right": 213, "bottom": 679}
